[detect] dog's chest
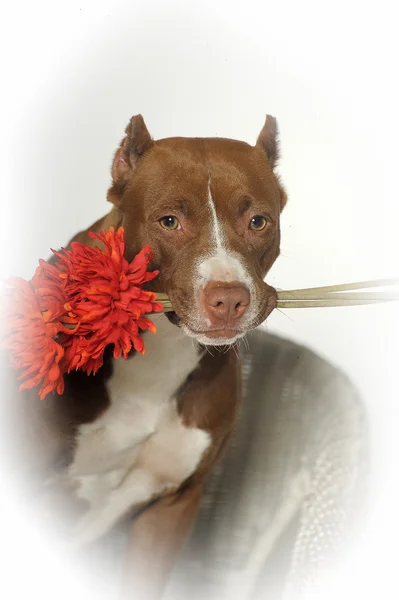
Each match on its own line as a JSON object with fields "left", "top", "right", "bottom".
{"left": 67, "top": 317, "right": 210, "bottom": 542}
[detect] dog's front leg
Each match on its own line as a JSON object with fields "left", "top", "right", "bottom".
{"left": 120, "top": 483, "right": 202, "bottom": 600}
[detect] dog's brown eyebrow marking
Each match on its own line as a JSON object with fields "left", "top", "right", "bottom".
{"left": 176, "top": 198, "right": 189, "bottom": 216}
{"left": 238, "top": 197, "right": 253, "bottom": 215}
{"left": 148, "top": 198, "right": 189, "bottom": 219}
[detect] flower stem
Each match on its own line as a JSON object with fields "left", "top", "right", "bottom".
{"left": 154, "top": 281, "right": 399, "bottom": 311}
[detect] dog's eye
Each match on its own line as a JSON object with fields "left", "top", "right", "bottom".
{"left": 159, "top": 216, "right": 181, "bottom": 230}
{"left": 249, "top": 216, "right": 267, "bottom": 231}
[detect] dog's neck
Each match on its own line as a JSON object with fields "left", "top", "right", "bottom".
{"left": 107, "top": 314, "right": 202, "bottom": 409}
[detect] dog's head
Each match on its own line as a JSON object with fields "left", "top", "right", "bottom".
{"left": 107, "top": 115, "right": 287, "bottom": 346}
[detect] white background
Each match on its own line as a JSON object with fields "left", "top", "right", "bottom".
{"left": 0, "top": 1, "right": 398, "bottom": 598}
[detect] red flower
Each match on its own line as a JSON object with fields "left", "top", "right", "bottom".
{"left": 52, "top": 227, "right": 163, "bottom": 372}
{"left": 2, "top": 227, "right": 164, "bottom": 399}
{"left": 2, "top": 278, "right": 67, "bottom": 399}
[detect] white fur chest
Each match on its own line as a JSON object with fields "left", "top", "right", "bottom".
{"left": 68, "top": 315, "right": 210, "bottom": 545}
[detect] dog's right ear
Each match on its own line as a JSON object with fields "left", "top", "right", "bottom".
{"left": 107, "top": 115, "right": 154, "bottom": 205}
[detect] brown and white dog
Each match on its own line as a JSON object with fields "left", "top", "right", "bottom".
{"left": 5, "top": 114, "right": 287, "bottom": 599}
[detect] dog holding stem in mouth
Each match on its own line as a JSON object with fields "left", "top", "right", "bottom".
{"left": 5, "top": 114, "right": 288, "bottom": 599}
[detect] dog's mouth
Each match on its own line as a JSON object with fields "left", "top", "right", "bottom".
{"left": 187, "top": 326, "right": 240, "bottom": 339}
{"left": 181, "top": 324, "right": 246, "bottom": 347}
{"left": 164, "top": 312, "right": 244, "bottom": 345}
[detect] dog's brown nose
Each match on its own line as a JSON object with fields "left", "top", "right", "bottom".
{"left": 202, "top": 281, "right": 250, "bottom": 325}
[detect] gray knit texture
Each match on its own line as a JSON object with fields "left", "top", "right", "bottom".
{"left": 163, "top": 329, "right": 367, "bottom": 599}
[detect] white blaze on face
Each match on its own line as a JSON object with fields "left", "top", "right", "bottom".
{"left": 196, "top": 180, "right": 252, "bottom": 289}
{"left": 206, "top": 179, "right": 224, "bottom": 249}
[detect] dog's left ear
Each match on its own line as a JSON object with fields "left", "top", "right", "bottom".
{"left": 256, "top": 115, "right": 287, "bottom": 210}
{"left": 256, "top": 114, "right": 280, "bottom": 168}
{"left": 107, "top": 114, "right": 154, "bottom": 205}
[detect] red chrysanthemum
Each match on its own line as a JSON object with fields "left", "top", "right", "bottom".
{"left": 1, "top": 278, "right": 68, "bottom": 399}
{"left": 52, "top": 227, "right": 163, "bottom": 371}
{"left": 2, "top": 227, "right": 165, "bottom": 399}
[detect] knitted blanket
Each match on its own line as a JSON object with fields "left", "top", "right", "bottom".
{"left": 162, "top": 329, "right": 367, "bottom": 599}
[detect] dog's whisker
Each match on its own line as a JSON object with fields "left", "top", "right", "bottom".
{"left": 251, "top": 316, "right": 263, "bottom": 329}
{"left": 205, "top": 345, "right": 215, "bottom": 358}
{"left": 275, "top": 307, "right": 293, "bottom": 322}
{"left": 153, "top": 314, "right": 164, "bottom": 323}
{"left": 190, "top": 339, "right": 199, "bottom": 354}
